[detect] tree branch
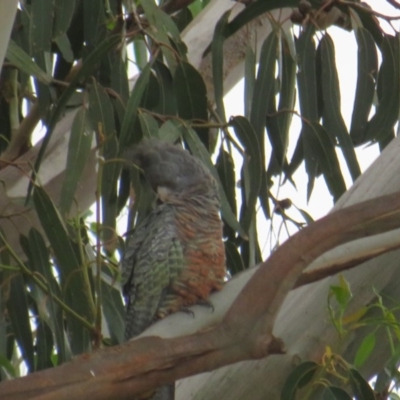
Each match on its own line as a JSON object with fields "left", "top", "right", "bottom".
{"left": 2, "top": 191, "right": 400, "bottom": 400}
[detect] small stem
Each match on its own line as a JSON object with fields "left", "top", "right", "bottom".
{"left": 0, "top": 231, "right": 94, "bottom": 332}
{"left": 75, "top": 218, "right": 96, "bottom": 318}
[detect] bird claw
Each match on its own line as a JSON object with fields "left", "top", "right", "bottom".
{"left": 196, "top": 299, "right": 215, "bottom": 312}
{"left": 179, "top": 300, "right": 214, "bottom": 318}
{"left": 179, "top": 308, "right": 195, "bottom": 318}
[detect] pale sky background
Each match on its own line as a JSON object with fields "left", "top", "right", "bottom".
{"left": 220, "top": 0, "right": 400, "bottom": 256}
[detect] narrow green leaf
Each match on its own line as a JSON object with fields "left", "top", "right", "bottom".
{"left": 249, "top": 31, "right": 277, "bottom": 217}
{"left": 33, "top": 187, "right": 80, "bottom": 280}
{"left": 119, "top": 61, "right": 153, "bottom": 148}
{"left": 83, "top": 0, "right": 106, "bottom": 48}
{"left": 173, "top": 61, "right": 209, "bottom": 147}
{"left": 30, "top": 0, "right": 54, "bottom": 53}
{"left": 319, "top": 33, "right": 361, "bottom": 182}
{"left": 212, "top": 11, "right": 230, "bottom": 123}
{"left": 349, "top": 368, "right": 375, "bottom": 400}
{"left": 250, "top": 31, "right": 278, "bottom": 138}
{"left": 350, "top": 28, "right": 377, "bottom": 145}
{"left": 54, "top": 34, "right": 74, "bottom": 63}
{"left": 0, "top": 229, "right": 11, "bottom": 377}
{"left": 216, "top": 149, "right": 237, "bottom": 240}
{"left": 6, "top": 40, "right": 52, "bottom": 84}
{"left": 59, "top": 108, "right": 94, "bottom": 216}
{"left": 138, "top": 112, "right": 160, "bottom": 138}
{"left": 224, "top": 241, "right": 245, "bottom": 275}
{"left": 24, "top": 229, "right": 68, "bottom": 364}
{"left": 295, "top": 25, "right": 319, "bottom": 199}
{"left": 36, "top": 321, "right": 54, "bottom": 370}
{"left": 53, "top": 0, "right": 76, "bottom": 38}
{"left": 141, "top": 0, "right": 183, "bottom": 71}
{"left": 280, "top": 361, "right": 318, "bottom": 400}
{"left": 354, "top": 332, "right": 376, "bottom": 368}
{"left": 101, "top": 279, "right": 125, "bottom": 344}
{"left": 0, "top": 354, "right": 16, "bottom": 378}
{"left": 322, "top": 386, "right": 352, "bottom": 400}
{"left": 159, "top": 120, "right": 182, "bottom": 143}
{"left": 244, "top": 46, "right": 256, "bottom": 119}
{"left": 331, "top": 276, "right": 352, "bottom": 307}
{"left": 6, "top": 274, "right": 34, "bottom": 372}
{"left": 153, "top": 61, "right": 176, "bottom": 115}
{"left": 231, "top": 116, "right": 262, "bottom": 233}
{"left": 33, "top": 186, "right": 94, "bottom": 355}
{"left": 276, "top": 35, "right": 296, "bottom": 170}
{"left": 89, "top": 80, "right": 119, "bottom": 247}
{"left": 365, "top": 34, "right": 400, "bottom": 142}
{"left": 297, "top": 208, "right": 314, "bottom": 224}
{"left": 287, "top": 134, "right": 304, "bottom": 181}
{"left": 351, "top": 5, "right": 384, "bottom": 47}
{"left": 306, "top": 122, "right": 346, "bottom": 202}
{"left": 134, "top": 40, "right": 148, "bottom": 70}
{"left": 141, "top": 73, "right": 161, "bottom": 111}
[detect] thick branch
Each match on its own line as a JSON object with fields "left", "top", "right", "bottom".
{"left": 2, "top": 191, "right": 400, "bottom": 400}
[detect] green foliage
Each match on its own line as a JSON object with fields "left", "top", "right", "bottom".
{"left": 1, "top": 0, "right": 400, "bottom": 395}
{"left": 282, "top": 277, "right": 400, "bottom": 399}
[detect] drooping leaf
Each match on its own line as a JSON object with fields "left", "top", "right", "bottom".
{"left": 89, "top": 79, "right": 119, "bottom": 251}
{"left": 6, "top": 274, "right": 34, "bottom": 372}
{"left": 159, "top": 120, "right": 182, "bottom": 143}
{"left": 274, "top": 34, "right": 296, "bottom": 175}
{"left": 224, "top": 241, "right": 245, "bottom": 275}
{"left": 153, "top": 61, "right": 176, "bottom": 115}
{"left": 365, "top": 34, "right": 400, "bottom": 143}
{"left": 350, "top": 27, "right": 377, "bottom": 145}
{"left": 212, "top": 10, "right": 230, "bottom": 123}
{"left": 101, "top": 279, "right": 125, "bottom": 345}
{"left": 119, "top": 61, "right": 153, "bottom": 148}
{"left": 36, "top": 321, "right": 54, "bottom": 371}
{"left": 33, "top": 186, "right": 93, "bottom": 355}
{"left": 0, "top": 353, "right": 16, "bottom": 378}
{"left": 216, "top": 148, "right": 237, "bottom": 241}
{"left": 83, "top": 0, "right": 106, "bottom": 49}
{"left": 134, "top": 40, "right": 148, "bottom": 70}
{"left": 295, "top": 24, "right": 319, "bottom": 200}
{"left": 319, "top": 33, "right": 361, "bottom": 182}
{"left": 23, "top": 229, "right": 68, "bottom": 364}
{"left": 5, "top": 40, "right": 52, "bottom": 85}
{"left": 349, "top": 368, "right": 375, "bottom": 400}
{"left": 141, "top": 0, "right": 185, "bottom": 71}
{"left": 173, "top": 61, "right": 209, "bottom": 147}
{"left": 138, "top": 112, "right": 160, "bottom": 138}
{"left": 250, "top": 31, "right": 278, "bottom": 139}
{"left": 354, "top": 332, "right": 376, "bottom": 368}
{"left": 322, "top": 386, "right": 352, "bottom": 400}
{"left": 30, "top": 0, "right": 54, "bottom": 54}
{"left": 306, "top": 122, "right": 346, "bottom": 201}
{"left": 280, "top": 361, "right": 318, "bottom": 400}
{"left": 110, "top": 56, "right": 130, "bottom": 105}
{"left": 231, "top": 116, "right": 262, "bottom": 233}
{"left": 244, "top": 45, "right": 256, "bottom": 119}
{"left": 53, "top": 0, "right": 76, "bottom": 39}
{"left": 59, "top": 108, "right": 94, "bottom": 216}
{"left": 54, "top": 34, "right": 74, "bottom": 63}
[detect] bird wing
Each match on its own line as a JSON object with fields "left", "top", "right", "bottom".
{"left": 122, "top": 204, "right": 185, "bottom": 338}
